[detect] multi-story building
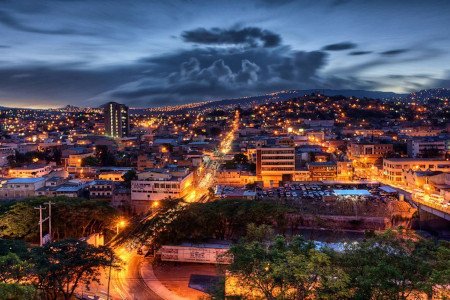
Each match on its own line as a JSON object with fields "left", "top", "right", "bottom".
{"left": 256, "top": 146, "right": 296, "bottom": 187}
{"left": 104, "top": 102, "right": 129, "bottom": 138}
{"left": 348, "top": 143, "right": 393, "bottom": 162}
{"left": 336, "top": 161, "right": 354, "bottom": 181}
{"left": 67, "top": 152, "right": 94, "bottom": 167}
{"left": 8, "top": 164, "right": 52, "bottom": 178}
{"left": 407, "top": 138, "right": 447, "bottom": 158}
{"left": 0, "top": 177, "right": 47, "bottom": 199}
{"left": 382, "top": 158, "right": 450, "bottom": 183}
{"left": 216, "top": 170, "right": 257, "bottom": 186}
{"left": 89, "top": 180, "right": 114, "bottom": 199}
{"left": 307, "top": 161, "right": 337, "bottom": 181}
{"left": 131, "top": 168, "right": 193, "bottom": 213}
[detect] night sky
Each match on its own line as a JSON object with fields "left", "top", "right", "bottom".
{"left": 1, "top": 0, "right": 449, "bottom": 108}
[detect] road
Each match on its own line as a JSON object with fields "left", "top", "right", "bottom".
{"left": 185, "top": 110, "right": 240, "bottom": 203}
{"left": 80, "top": 111, "right": 241, "bottom": 299}
{"left": 79, "top": 248, "right": 161, "bottom": 299}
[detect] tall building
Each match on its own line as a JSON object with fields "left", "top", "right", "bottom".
{"left": 104, "top": 102, "right": 129, "bottom": 138}
{"left": 256, "top": 146, "right": 296, "bottom": 187}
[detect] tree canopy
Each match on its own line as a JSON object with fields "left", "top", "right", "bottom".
{"left": 0, "top": 197, "right": 119, "bottom": 242}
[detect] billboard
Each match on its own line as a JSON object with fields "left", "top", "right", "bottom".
{"left": 160, "top": 244, "right": 233, "bottom": 264}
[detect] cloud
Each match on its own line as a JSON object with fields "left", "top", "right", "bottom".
{"left": 322, "top": 42, "right": 357, "bottom": 51}
{"left": 349, "top": 51, "right": 372, "bottom": 56}
{"left": 0, "top": 44, "right": 329, "bottom": 107}
{"left": 181, "top": 26, "right": 281, "bottom": 48}
{"left": 0, "top": 9, "right": 91, "bottom": 35}
{"left": 105, "top": 46, "right": 328, "bottom": 106}
{"left": 380, "top": 49, "right": 409, "bottom": 56}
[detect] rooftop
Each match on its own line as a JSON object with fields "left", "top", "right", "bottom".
{"left": 7, "top": 177, "right": 46, "bottom": 184}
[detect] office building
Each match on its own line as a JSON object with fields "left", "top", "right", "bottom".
{"left": 256, "top": 146, "right": 296, "bottom": 187}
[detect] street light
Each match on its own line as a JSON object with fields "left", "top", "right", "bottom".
{"left": 116, "top": 219, "right": 126, "bottom": 234}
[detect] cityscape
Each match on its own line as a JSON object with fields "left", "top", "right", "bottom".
{"left": 1, "top": 1, "right": 450, "bottom": 300}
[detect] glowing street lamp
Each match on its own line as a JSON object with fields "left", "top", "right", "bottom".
{"left": 116, "top": 219, "right": 126, "bottom": 234}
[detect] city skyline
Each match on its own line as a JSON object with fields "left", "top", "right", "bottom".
{"left": 1, "top": 0, "right": 450, "bottom": 108}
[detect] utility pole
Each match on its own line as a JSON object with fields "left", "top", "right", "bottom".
{"left": 44, "top": 201, "right": 54, "bottom": 242}
{"left": 35, "top": 201, "right": 54, "bottom": 246}
{"left": 34, "top": 205, "right": 47, "bottom": 246}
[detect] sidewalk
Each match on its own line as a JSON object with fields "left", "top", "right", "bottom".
{"left": 140, "top": 259, "right": 190, "bottom": 300}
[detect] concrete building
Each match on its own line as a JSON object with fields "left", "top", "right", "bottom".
{"left": 216, "top": 170, "right": 257, "bottom": 186}
{"left": 256, "top": 146, "right": 296, "bottom": 187}
{"left": 307, "top": 161, "right": 337, "bottom": 181}
{"left": 9, "top": 164, "right": 52, "bottom": 178}
{"left": 382, "top": 158, "right": 450, "bottom": 183}
{"left": 348, "top": 143, "right": 393, "bottom": 162}
{"left": 89, "top": 180, "right": 114, "bottom": 198}
{"left": 407, "top": 138, "right": 447, "bottom": 158}
{"left": 131, "top": 168, "right": 193, "bottom": 213}
{"left": 0, "top": 177, "right": 46, "bottom": 199}
{"left": 104, "top": 102, "right": 129, "bottom": 138}
{"left": 67, "top": 152, "right": 94, "bottom": 167}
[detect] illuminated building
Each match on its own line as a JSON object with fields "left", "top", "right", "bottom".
{"left": 407, "top": 138, "right": 447, "bottom": 158}
{"left": 383, "top": 158, "right": 450, "bottom": 183}
{"left": 104, "top": 102, "right": 129, "bottom": 138}
{"left": 256, "top": 146, "right": 296, "bottom": 187}
{"left": 131, "top": 168, "right": 193, "bottom": 213}
{"left": 9, "top": 164, "right": 52, "bottom": 178}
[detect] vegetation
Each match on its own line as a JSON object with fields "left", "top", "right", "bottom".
{"left": 0, "top": 197, "right": 119, "bottom": 242}
{"left": 227, "top": 226, "right": 450, "bottom": 300}
{"left": 31, "top": 239, "right": 120, "bottom": 300}
{"left": 150, "top": 199, "right": 289, "bottom": 247}
{"left": 0, "top": 238, "right": 119, "bottom": 300}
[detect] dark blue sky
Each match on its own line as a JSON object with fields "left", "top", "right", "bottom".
{"left": 0, "top": 0, "right": 449, "bottom": 108}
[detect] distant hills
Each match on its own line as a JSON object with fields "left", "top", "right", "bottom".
{"left": 196, "top": 89, "right": 406, "bottom": 109}
{"left": 1, "top": 88, "right": 448, "bottom": 111}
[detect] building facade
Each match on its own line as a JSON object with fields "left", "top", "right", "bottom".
{"left": 382, "top": 158, "right": 450, "bottom": 183}
{"left": 256, "top": 147, "right": 296, "bottom": 187}
{"left": 104, "top": 102, "right": 129, "bottom": 138}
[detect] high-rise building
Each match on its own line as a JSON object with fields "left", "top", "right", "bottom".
{"left": 104, "top": 102, "right": 129, "bottom": 138}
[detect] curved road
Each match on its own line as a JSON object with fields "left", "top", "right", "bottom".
{"left": 81, "top": 250, "right": 161, "bottom": 300}
{"left": 109, "top": 250, "right": 162, "bottom": 300}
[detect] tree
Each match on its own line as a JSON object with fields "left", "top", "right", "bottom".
{"left": 95, "top": 145, "right": 116, "bottom": 166}
{"left": 0, "top": 253, "right": 31, "bottom": 283}
{"left": 340, "top": 230, "right": 438, "bottom": 300}
{"left": 0, "top": 197, "right": 119, "bottom": 242}
{"left": 82, "top": 156, "right": 100, "bottom": 167}
{"left": 228, "top": 225, "right": 351, "bottom": 300}
{"left": 0, "top": 283, "right": 35, "bottom": 300}
{"left": 122, "top": 169, "right": 137, "bottom": 188}
{"left": 31, "top": 239, "right": 120, "bottom": 300}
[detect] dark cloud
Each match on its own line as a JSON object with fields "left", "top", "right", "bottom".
{"left": 0, "top": 45, "right": 329, "bottom": 107}
{"left": 349, "top": 51, "right": 372, "bottom": 56}
{"left": 322, "top": 42, "right": 357, "bottom": 51}
{"left": 380, "top": 49, "right": 409, "bottom": 56}
{"left": 107, "top": 46, "right": 328, "bottom": 106}
{"left": 0, "top": 9, "right": 91, "bottom": 35}
{"left": 181, "top": 26, "right": 281, "bottom": 48}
